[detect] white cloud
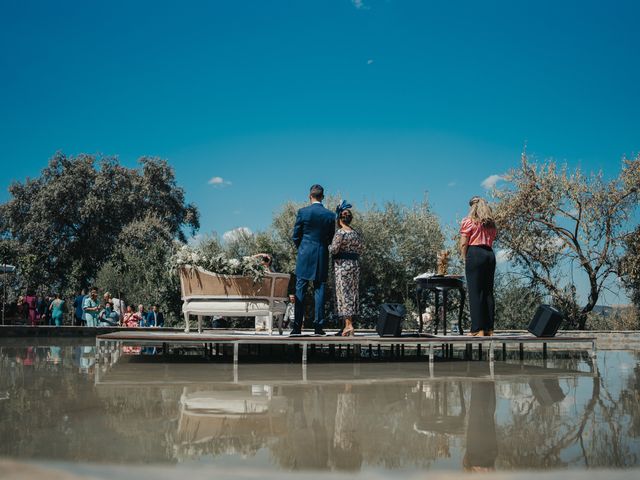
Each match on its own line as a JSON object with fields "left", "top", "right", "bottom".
{"left": 447, "top": 181, "right": 457, "bottom": 187}
{"left": 481, "top": 174, "right": 503, "bottom": 190}
{"left": 352, "top": 0, "right": 368, "bottom": 9}
{"left": 495, "top": 249, "right": 512, "bottom": 265}
{"left": 208, "top": 176, "right": 232, "bottom": 187}
{"left": 367, "top": 59, "right": 374, "bottom": 65}
{"left": 223, "top": 227, "right": 253, "bottom": 243}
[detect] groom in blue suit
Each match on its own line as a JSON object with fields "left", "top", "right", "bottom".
{"left": 291, "top": 184, "right": 336, "bottom": 335}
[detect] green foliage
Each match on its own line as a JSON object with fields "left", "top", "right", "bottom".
{"left": 494, "top": 274, "right": 543, "bottom": 330}
{"left": 0, "top": 153, "right": 199, "bottom": 296}
{"left": 95, "top": 215, "right": 182, "bottom": 324}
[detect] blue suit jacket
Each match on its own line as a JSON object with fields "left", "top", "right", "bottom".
{"left": 145, "top": 311, "right": 164, "bottom": 327}
{"left": 292, "top": 203, "right": 336, "bottom": 282}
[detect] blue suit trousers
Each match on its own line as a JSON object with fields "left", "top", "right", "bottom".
{"left": 293, "top": 277, "right": 325, "bottom": 330}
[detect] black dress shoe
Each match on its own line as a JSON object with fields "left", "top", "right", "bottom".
{"left": 314, "top": 329, "right": 327, "bottom": 336}
{"left": 289, "top": 330, "right": 302, "bottom": 336}
{"left": 334, "top": 330, "right": 343, "bottom": 336}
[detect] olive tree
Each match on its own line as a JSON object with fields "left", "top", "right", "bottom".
{"left": 493, "top": 152, "right": 640, "bottom": 329}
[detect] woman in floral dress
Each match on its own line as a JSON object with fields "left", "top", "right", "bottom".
{"left": 329, "top": 201, "right": 365, "bottom": 336}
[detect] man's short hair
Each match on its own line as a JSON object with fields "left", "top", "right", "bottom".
{"left": 310, "top": 184, "right": 324, "bottom": 200}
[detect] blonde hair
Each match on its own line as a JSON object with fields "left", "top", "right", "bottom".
{"left": 468, "top": 196, "right": 495, "bottom": 227}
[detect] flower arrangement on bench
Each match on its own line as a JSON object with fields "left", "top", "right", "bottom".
{"left": 172, "top": 245, "right": 290, "bottom": 334}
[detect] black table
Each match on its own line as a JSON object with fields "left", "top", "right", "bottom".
{"left": 415, "top": 275, "right": 466, "bottom": 335}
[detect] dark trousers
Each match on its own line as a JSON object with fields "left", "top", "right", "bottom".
{"left": 293, "top": 277, "right": 326, "bottom": 331}
{"left": 465, "top": 245, "right": 496, "bottom": 333}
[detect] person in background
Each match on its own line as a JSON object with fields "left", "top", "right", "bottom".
{"left": 121, "top": 305, "right": 140, "bottom": 327}
{"left": 73, "top": 289, "right": 87, "bottom": 326}
{"left": 24, "top": 291, "right": 38, "bottom": 326}
{"left": 99, "top": 301, "right": 119, "bottom": 326}
{"left": 36, "top": 295, "right": 47, "bottom": 325}
{"left": 103, "top": 291, "right": 126, "bottom": 317}
{"left": 49, "top": 293, "right": 65, "bottom": 327}
{"left": 459, "top": 196, "right": 498, "bottom": 337}
{"left": 146, "top": 304, "right": 164, "bottom": 327}
{"left": 136, "top": 304, "right": 147, "bottom": 327}
{"left": 83, "top": 288, "right": 100, "bottom": 327}
{"left": 17, "top": 295, "right": 24, "bottom": 323}
{"left": 281, "top": 294, "right": 296, "bottom": 332}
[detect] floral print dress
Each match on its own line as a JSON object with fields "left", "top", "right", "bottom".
{"left": 329, "top": 229, "right": 365, "bottom": 318}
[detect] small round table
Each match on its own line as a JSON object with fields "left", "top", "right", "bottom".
{"left": 415, "top": 275, "right": 466, "bottom": 335}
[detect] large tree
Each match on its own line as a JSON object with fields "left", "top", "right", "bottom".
{"left": 493, "top": 152, "right": 640, "bottom": 329}
{"left": 0, "top": 153, "right": 199, "bottom": 294}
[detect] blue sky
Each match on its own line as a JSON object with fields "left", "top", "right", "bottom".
{"left": 1, "top": 0, "right": 639, "bottom": 303}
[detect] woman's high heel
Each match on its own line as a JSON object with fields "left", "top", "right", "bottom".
{"left": 342, "top": 328, "right": 355, "bottom": 337}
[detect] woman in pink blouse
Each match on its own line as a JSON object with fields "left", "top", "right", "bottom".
{"left": 459, "top": 197, "right": 497, "bottom": 336}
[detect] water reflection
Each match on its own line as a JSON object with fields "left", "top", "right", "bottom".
{"left": 1, "top": 341, "right": 639, "bottom": 473}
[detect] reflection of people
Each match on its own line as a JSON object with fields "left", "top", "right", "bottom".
{"left": 329, "top": 202, "right": 364, "bottom": 337}
{"left": 460, "top": 196, "right": 497, "bottom": 336}
{"left": 331, "top": 385, "right": 362, "bottom": 471}
{"left": 463, "top": 380, "right": 498, "bottom": 472}
{"left": 291, "top": 184, "right": 336, "bottom": 336}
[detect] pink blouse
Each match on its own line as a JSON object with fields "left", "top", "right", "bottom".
{"left": 460, "top": 217, "right": 497, "bottom": 247}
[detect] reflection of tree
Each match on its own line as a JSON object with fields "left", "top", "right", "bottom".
{"left": 585, "top": 352, "right": 640, "bottom": 467}
{"left": 2, "top": 346, "right": 640, "bottom": 472}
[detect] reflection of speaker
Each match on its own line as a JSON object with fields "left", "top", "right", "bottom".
{"left": 377, "top": 303, "right": 406, "bottom": 337}
{"left": 528, "top": 305, "right": 563, "bottom": 337}
{"left": 529, "top": 378, "right": 566, "bottom": 406}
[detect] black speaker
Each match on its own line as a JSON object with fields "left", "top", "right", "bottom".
{"left": 528, "top": 304, "right": 563, "bottom": 337}
{"left": 377, "top": 303, "right": 406, "bottom": 337}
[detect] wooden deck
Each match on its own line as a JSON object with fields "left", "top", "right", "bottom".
{"left": 96, "top": 329, "right": 597, "bottom": 364}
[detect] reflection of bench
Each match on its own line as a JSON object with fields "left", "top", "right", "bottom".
{"left": 179, "top": 266, "right": 290, "bottom": 334}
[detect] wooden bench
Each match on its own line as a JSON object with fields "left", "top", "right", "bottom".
{"left": 179, "top": 266, "right": 290, "bottom": 334}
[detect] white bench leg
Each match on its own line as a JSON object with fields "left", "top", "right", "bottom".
{"left": 197, "top": 315, "right": 203, "bottom": 334}
{"left": 184, "top": 312, "right": 190, "bottom": 333}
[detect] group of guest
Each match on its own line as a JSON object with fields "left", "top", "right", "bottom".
{"left": 288, "top": 184, "right": 497, "bottom": 337}
{"left": 73, "top": 288, "right": 164, "bottom": 328}
{"left": 16, "top": 288, "right": 165, "bottom": 328}
{"left": 17, "top": 293, "right": 66, "bottom": 326}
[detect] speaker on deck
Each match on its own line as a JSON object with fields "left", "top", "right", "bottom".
{"left": 377, "top": 303, "right": 406, "bottom": 337}
{"left": 528, "top": 304, "right": 563, "bottom": 337}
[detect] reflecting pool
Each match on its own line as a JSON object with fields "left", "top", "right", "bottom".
{"left": 0, "top": 339, "right": 639, "bottom": 474}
